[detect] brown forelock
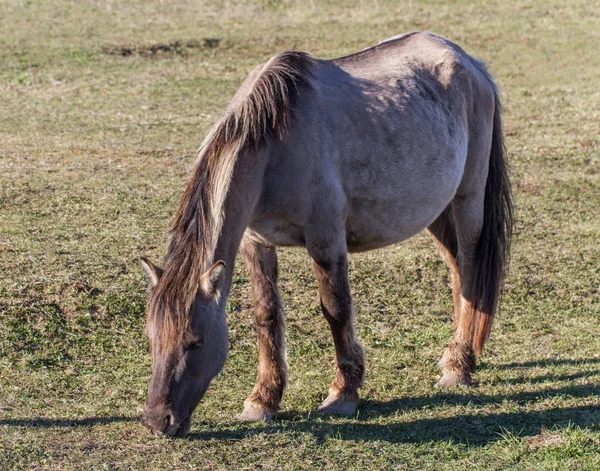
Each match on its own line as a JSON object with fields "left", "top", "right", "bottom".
{"left": 147, "top": 51, "right": 315, "bottom": 350}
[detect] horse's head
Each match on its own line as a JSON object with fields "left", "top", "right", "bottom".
{"left": 139, "top": 257, "right": 228, "bottom": 437}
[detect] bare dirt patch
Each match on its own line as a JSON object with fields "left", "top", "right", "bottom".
{"left": 102, "top": 38, "right": 221, "bottom": 58}
{"left": 526, "top": 431, "right": 566, "bottom": 451}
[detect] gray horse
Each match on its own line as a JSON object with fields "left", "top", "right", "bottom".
{"left": 139, "top": 32, "right": 513, "bottom": 437}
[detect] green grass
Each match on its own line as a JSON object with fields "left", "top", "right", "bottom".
{"left": 1, "top": 0, "right": 599, "bottom": 469}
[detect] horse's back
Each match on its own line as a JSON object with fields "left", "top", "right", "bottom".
{"left": 333, "top": 32, "right": 490, "bottom": 93}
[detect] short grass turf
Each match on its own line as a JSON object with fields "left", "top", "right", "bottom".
{"left": 1, "top": 0, "right": 599, "bottom": 469}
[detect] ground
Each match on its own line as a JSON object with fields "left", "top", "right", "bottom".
{"left": 1, "top": 0, "right": 599, "bottom": 469}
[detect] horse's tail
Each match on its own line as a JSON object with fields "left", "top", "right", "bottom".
{"left": 472, "top": 80, "right": 514, "bottom": 356}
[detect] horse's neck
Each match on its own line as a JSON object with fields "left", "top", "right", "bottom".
{"left": 211, "top": 149, "right": 268, "bottom": 300}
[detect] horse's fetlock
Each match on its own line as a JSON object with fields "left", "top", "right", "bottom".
{"left": 444, "top": 341, "right": 476, "bottom": 373}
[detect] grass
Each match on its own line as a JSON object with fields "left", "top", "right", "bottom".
{"left": 1, "top": 0, "right": 599, "bottom": 469}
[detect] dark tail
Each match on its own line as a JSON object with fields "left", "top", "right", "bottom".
{"left": 472, "top": 82, "right": 514, "bottom": 356}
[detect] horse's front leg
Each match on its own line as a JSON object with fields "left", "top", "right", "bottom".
{"left": 308, "top": 239, "right": 365, "bottom": 416}
{"left": 237, "top": 236, "right": 287, "bottom": 422}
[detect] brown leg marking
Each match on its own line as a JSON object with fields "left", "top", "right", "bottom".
{"left": 312, "top": 255, "right": 365, "bottom": 416}
{"left": 237, "top": 238, "right": 286, "bottom": 422}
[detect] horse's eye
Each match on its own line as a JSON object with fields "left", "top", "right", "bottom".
{"left": 188, "top": 341, "right": 203, "bottom": 351}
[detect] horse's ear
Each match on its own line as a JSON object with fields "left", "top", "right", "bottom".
{"left": 200, "top": 261, "right": 226, "bottom": 299}
{"left": 140, "top": 257, "right": 163, "bottom": 289}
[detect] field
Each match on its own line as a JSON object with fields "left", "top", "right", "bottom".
{"left": 1, "top": 0, "right": 599, "bottom": 469}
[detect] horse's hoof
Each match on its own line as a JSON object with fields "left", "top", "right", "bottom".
{"left": 317, "top": 392, "right": 359, "bottom": 416}
{"left": 236, "top": 401, "right": 276, "bottom": 422}
{"left": 436, "top": 370, "right": 471, "bottom": 388}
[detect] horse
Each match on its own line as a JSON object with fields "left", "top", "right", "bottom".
{"left": 139, "top": 32, "right": 513, "bottom": 436}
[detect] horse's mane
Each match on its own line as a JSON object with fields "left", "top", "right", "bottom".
{"left": 148, "top": 51, "right": 315, "bottom": 348}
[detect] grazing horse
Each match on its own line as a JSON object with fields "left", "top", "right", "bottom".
{"left": 139, "top": 32, "right": 513, "bottom": 436}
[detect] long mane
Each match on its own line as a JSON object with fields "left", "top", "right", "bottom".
{"left": 148, "top": 51, "right": 315, "bottom": 348}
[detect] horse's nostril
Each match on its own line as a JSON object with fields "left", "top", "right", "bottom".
{"left": 162, "top": 414, "right": 172, "bottom": 433}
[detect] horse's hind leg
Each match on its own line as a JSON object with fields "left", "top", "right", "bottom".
{"left": 428, "top": 206, "right": 461, "bottom": 333}
{"left": 237, "top": 235, "right": 287, "bottom": 422}
{"left": 307, "top": 233, "right": 365, "bottom": 416}
{"left": 427, "top": 206, "right": 463, "bottom": 369}
{"left": 435, "top": 192, "right": 486, "bottom": 387}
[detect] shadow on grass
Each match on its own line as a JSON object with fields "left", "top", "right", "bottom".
{"left": 185, "top": 382, "right": 600, "bottom": 446}
{"left": 495, "top": 370, "right": 600, "bottom": 386}
{"left": 354, "top": 383, "right": 600, "bottom": 417}
{"left": 187, "top": 403, "right": 599, "bottom": 447}
{"left": 491, "top": 357, "right": 600, "bottom": 369}
{"left": 481, "top": 357, "right": 600, "bottom": 385}
{"left": 0, "top": 416, "right": 136, "bottom": 428}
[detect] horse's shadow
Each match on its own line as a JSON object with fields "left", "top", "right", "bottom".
{"left": 187, "top": 358, "right": 600, "bottom": 446}
{"left": 189, "top": 401, "right": 599, "bottom": 446}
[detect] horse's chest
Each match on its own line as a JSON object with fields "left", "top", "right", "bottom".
{"left": 248, "top": 218, "right": 306, "bottom": 247}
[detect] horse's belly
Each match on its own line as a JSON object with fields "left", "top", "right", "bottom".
{"left": 342, "top": 155, "right": 463, "bottom": 252}
{"left": 345, "top": 197, "right": 446, "bottom": 252}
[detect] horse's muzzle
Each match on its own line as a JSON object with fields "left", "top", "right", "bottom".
{"left": 140, "top": 406, "right": 189, "bottom": 437}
